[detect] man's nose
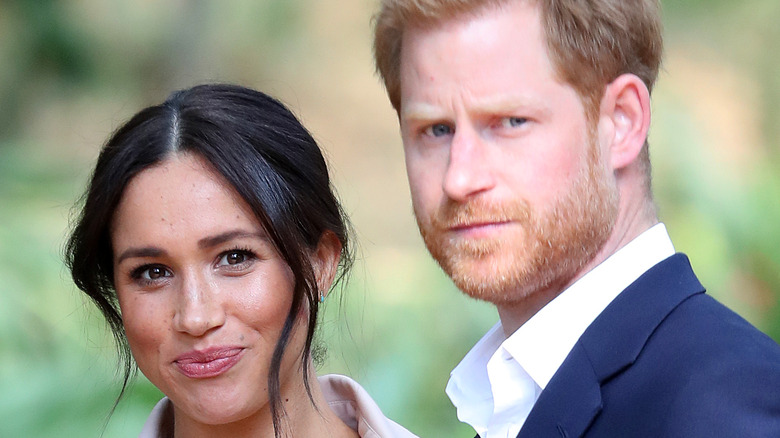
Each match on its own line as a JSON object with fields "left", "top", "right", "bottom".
{"left": 443, "top": 125, "right": 496, "bottom": 202}
{"left": 173, "top": 271, "right": 226, "bottom": 337}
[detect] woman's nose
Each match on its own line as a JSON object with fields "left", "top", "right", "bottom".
{"left": 172, "top": 272, "right": 226, "bottom": 337}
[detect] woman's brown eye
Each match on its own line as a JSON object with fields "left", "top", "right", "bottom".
{"left": 148, "top": 266, "right": 166, "bottom": 279}
{"left": 226, "top": 252, "right": 245, "bottom": 264}
{"left": 217, "top": 249, "right": 255, "bottom": 268}
{"left": 133, "top": 265, "right": 170, "bottom": 281}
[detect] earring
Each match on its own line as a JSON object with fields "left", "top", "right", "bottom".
{"left": 319, "top": 293, "right": 325, "bottom": 303}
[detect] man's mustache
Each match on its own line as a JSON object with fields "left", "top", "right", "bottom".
{"left": 430, "top": 199, "right": 532, "bottom": 229}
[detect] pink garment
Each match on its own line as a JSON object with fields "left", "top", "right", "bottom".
{"left": 319, "top": 374, "right": 418, "bottom": 438}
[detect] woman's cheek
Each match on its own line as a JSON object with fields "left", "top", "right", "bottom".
{"left": 121, "top": 295, "right": 168, "bottom": 363}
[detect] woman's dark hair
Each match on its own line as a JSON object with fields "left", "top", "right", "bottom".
{"left": 65, "top": 84, "right": 353, "bottom": 436}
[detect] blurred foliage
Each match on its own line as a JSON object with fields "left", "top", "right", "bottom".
{"left": 0, "top": 0, "right": 778, "bottom": 437}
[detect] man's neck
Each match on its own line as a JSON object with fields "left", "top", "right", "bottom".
{"left": 497, "top": 207, "right": 658, "bottom": 337}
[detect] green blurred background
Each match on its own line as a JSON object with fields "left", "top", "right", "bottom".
{"left": 1, "top": 0, "right": 778, "bottom": 436}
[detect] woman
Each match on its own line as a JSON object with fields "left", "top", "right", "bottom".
{"left": 65, "top": 84, "right": 417, "bottom": 438}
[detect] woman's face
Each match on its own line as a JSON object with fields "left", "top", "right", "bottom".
{"left": 111, "top": 153, "right": 308, "bottom": 427}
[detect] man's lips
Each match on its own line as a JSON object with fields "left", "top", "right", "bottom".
{"left": 174, "top": 347, "right": 244, "bottom": 379}
{"left": 448, "top": 220, "right": 512, "bottom": 234}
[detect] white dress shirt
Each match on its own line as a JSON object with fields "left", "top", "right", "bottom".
{"left": 446, "top": 224, "right": 676, "bottom": 438}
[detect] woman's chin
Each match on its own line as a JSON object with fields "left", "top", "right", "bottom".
{"left": 174, "top": 397, "right": 262, "bottom": 428}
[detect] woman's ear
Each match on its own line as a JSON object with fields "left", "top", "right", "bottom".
{"left": 599, "top": 73, "right": 652, "bottom": 171}
{"left": 312, "top": 231, "right": 342, "bottom": 299}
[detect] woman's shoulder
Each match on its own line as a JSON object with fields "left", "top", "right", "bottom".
{"left": 318, "top": 374, "right": 419, "bottom": 438}
{"left": 138, "top": 397, "right": 174, "bottom": 438}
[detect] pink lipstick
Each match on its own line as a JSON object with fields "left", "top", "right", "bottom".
{"left": 174, "top": 347, "right": 244, "bottom": 379}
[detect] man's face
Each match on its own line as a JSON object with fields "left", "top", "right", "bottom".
{"left": 398, "top": 1, "right": 618, "bottom": 305}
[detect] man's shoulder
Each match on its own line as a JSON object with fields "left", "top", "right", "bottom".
{"left": 657, "top": 290, "right": 780, "bottom": 357}
{"left": 601, "top": 253, "right": 780, "bottom": 374}
{"left": 588, "top": 267, "right": 780, "bottom": 437}
{"left": 528, "top": 254, "right": 780, "bottom": 437}
{"left": 630, "top": 290, "right": 780, "bottom": 382}
{"left": 518, "top": 255, "right": 780, "bottom": 437}
{"left": 585, "top": 253, "right": 779, "bottom": 365}
{"left": 575, "top": 289, "right": 780, "bottom": 437}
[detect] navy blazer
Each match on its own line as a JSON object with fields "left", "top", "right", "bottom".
{"left": 492, "top": 254, "right": 780, "bottom": 437}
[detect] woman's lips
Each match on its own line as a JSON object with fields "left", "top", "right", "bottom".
{"left": 174, "top": 347, "right": 244, "bottom": 379}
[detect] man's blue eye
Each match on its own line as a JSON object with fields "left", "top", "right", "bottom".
{"left": 426, "top": 124, "right": 453, "bottom": 137}
{"left": 501, "top": 117, "right": 528, "bottom": 128}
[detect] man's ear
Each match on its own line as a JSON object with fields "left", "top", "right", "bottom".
{"left": 312, "top": 231, "right": 342, "bottom": 299}
{"left": 599, "top": 73, "right": 651, "bottom": 171}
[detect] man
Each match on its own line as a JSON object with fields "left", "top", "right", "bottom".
{"left": 372, "top": 0, "right": 780, "bottom": 436}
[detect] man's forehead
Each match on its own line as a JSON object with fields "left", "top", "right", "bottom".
{"left": 397, "top": 0, "right": 546, "bottom": 74}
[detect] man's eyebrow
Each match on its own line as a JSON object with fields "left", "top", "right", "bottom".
{"left": 401, "top": 95, "right": 549, "bottom": 123}
{"left": 476, "top": 95, "right": 545, "bottom": 114}
{"left": 467, "top": 93, "right": 553, "bottom": 119}
{"left": 115, "top": 247, "right": 166, "bottom": 265}
{"left": 197, "top": 229, "right": 268, "bottom": 250}
{"left": 401, "top": 102, "right": 446, "bottom": 124}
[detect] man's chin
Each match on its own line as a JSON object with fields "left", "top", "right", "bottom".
{"left": 442, "top": 252, "right": 571, "bottom": 302}
{"left": 453, "top": 278, "right": 534, "bottom": 306}
{"left": 445, "top": 263, "right": 529, "bottom": 303}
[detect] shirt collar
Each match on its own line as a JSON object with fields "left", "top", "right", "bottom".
{"left": 446, "top": 322, "right": 504, "bottom": 429}
{"left": 505, "top": 223, "right": 675, "bottom": 389}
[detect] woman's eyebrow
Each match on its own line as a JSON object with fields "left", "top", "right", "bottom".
{"left": 115, "top": 230, "right": 268, "bottom": 264}
{"left": 197, "top": 229, "right": 267, "bottom": 249}
{"left": 115, "top": 247, "right": 166, "bottom": 265}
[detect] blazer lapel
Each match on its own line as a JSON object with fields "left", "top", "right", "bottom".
{"left": 517, "top": 343, "right": 602, "bottom": 438}
{"left": 518, "top": 254, "right": 705, "bottom": 438}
